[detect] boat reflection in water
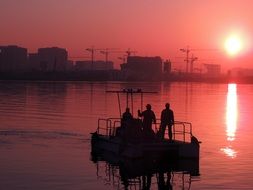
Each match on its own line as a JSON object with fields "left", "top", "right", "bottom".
{"left": 90, "top": 149, "right": 200, "bottom": 190}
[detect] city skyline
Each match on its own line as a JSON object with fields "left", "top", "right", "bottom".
{"left": 1, "top": 0, "right": 253, "bottom": 70}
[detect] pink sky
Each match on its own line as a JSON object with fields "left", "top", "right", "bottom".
{"left": 1, "top": 0, "right": 253, "bottom": 70}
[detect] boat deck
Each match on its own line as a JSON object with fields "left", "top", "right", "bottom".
{"left": 91, "top": 119, "right": 200, "bottom": 159}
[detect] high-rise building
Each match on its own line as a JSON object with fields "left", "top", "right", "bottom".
{"left": 204, "top": 64, "right": 221, "bottom": 76}
{"left": 66, "top": 60, "right": 74, "bottom": 72}
{"left": 0, "top": 45, "right": 27, "bottom": 72}
{"left": 230, "top": 67, "right": 253, "bottom": 77}
{"left": 120, "top": 56, "right": 162, "bottom": 80}
{"left": 37, "top": 47, "right": 68, "bottom": 72}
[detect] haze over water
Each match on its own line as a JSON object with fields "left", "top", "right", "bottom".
{"left": 1, "top": 81, "right": 253, "bottom": 189}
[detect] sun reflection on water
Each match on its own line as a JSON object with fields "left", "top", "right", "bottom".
{"left": 221, "top": 147, "right": 237, "bottom": 158}
{"left": 221, "top": 84, "right": 238, "bottom": 158}
{"left": 226, "top": 84, "right": 238, "bottom": 141}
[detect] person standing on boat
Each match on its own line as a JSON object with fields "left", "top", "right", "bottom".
{"left": 160, "top": 103, "right": 174, "bottom": 141}
{"left": 138, "top": 104, "right": 156, "bottom": 132}
{"left": 116, "top": 107, "right": 133, "bottom": 137}
{"left": 121, "top": 107, "right": 133, "bottom": 127}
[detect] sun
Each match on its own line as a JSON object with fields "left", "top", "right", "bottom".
{"left": 224, "top": 35, "right": 242, "bottom": 56}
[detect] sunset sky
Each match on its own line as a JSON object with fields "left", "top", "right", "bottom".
{"left": 1, "top": 0, "right": 253, "bottom": 70}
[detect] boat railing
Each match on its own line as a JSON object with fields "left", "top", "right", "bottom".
{"left": 97, "top": 118, "right": 121, "bottom": 136}
{"left": 98, "top": 118, "right": 193, "bottom": 142}
{"left": 173, "top": 121, "right": 193, "bottom": 142}
{"left": 153, "top": 120, "right": 193, "bottom": 143}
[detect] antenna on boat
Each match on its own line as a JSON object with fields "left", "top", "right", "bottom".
{"left": 106, "top": 89, "right": 157, "bottom": 118}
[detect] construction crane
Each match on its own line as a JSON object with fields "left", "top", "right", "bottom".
{"left": 180, "top": 47, "right": 190, "bottom": 73}
{"left": 118, "top": 55, "right": 127, "bottom": 64}
{"left": 86, "top": 47, "right": 100, "bottom": 70}
{"left": 99, "top": 48, "right": 136, "bottom": 63}
{"left": 101, "top": 48, "right": 137, "bottom": 66}
{"left": 190, "top": 54, "right": 198, "bottom": 73}
{"left": 100, "top": 49, "right": 110, "bottom": 64}
{"left": 85, "top": 47, "right": 107, "bottom": 70}
{"left": 100, "top": 48, "right": 119, "bottom": 64}
{"left": 126, "top": 48, "right": 137, "bottom": 57}
{"left": 180, "top": 47, "right": 218, "bottom": 73}
{"left": 99, "top": 48, "right": 121, "bottom": 70}
{"left": 86, "top": 47, "right": 137, "bottom": 70}
{"left": 108, "top": 48, "right": 137, "bottom": 59}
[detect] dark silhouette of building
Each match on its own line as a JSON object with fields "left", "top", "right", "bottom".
{"left": 28, "top": 53, "right": 40, "bottom": 71}
{"left": 37, "top": 47, "right": 68, "bottom": 72}
{"left": 230, "top": 67, "right": 253, "bottom": 77}
{"left": 163, "top": 59, "right": 172, "bottom": 73}
{"left": 120, "top": 56, "right": 162, "bottom": 80}
{"left": 0, "top": 45, "right": 27, "bottom": 72}
{"left": 75, "top": 60, "right": 113, "bottom": 71}
{"left": 66, "top": 60, "right": 74, "bottom": 72}
{"left": 204, "top": 64, "right": 221, "bottom": 77}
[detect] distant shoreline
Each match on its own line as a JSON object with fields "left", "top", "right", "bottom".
{"left": 1, "top": 71, "right": 253, "bottom": 84}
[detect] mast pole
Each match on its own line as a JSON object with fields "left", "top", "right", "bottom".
{"left": 131, "top": 91, "right": 134, "bottom": 117}
{"left": 141, "top": 92, "right": 143, "bottom": 112}
{"left": 117, "top": 92, "right": 122, "bottom": 118}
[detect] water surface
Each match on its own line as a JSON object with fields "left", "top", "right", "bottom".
{"left": 0, "top": 81, "right": 253, "bottom": 189}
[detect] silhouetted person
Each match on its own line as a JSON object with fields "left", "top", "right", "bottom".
{"left": 122, "top": 107, "right": 133, "bottom": 126}
{"left": 160, "top": 103, "right": 174, "bottom": 141}
{"left": 117, "top": 108, "right": 133, "bottom": 137}
{"left": 138, "top": 104, "right": 156, "bottom": 132}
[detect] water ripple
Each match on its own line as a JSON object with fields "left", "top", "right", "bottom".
{"left": 0, "top": 129, "right": 86, "bottom": 141}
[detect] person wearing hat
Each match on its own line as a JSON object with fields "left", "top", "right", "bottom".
{"left": 138, "top": 104, "right": 156, "bottom": 132}
{"left": 160, "top": 103, "right": 174, "bottom": 141}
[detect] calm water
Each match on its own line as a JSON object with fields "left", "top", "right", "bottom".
{"left": 0, "top": 81, "right": 253, "bottom": 189}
